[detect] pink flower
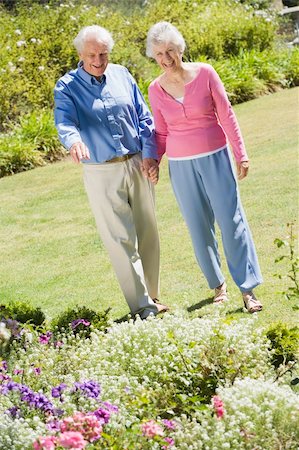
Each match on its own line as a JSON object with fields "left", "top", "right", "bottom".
{"left": 60, "top": 413, "right": 102, "bottom": 442}
{"left": 33, "top": 435, "right": 56, "bottom": 450}
{"left": 212, "top": 395, "right": 225, "bottom": 419}
{"left": 58, "top": 431, "right": 87, "bottom": 449}
{"left": 39, "top": 332, "right": 53, "bottom": 345}
{"left": 141, "top": 420, "right": 164, "bottom": 438}
{"left": 162, "top": 437, "right": 175, "bottom": 448}
{"left": 162, "top": 419, "right": 176, "bottom": 430}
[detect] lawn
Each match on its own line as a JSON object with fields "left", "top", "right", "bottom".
{"left": 0, "top": 87, "right": 298, "bottom": 326}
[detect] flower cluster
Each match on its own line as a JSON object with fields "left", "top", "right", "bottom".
{"left": 141, "top": 419, "right": 176, "bottom": 448}
{"left": 72, "top": 380, "right": 100, "bottom": 399}
{"left": 0, "top": 314, "right": 297, "bottom": 449}
{"left": 2, "top": 381, "right": 54, "bottom": 415}
{"left": 33, "top": 410, "right": 112, "bottom": 449}
{"left": 212, "top": 395, "right": 225, "bottom": 419}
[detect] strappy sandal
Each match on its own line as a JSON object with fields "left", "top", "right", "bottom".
{"left": 152, "top": 298, "right": 170, "bottom": 314}
{"left": 242, "top": 291, "right": 263, "bottom": 313}
{"left": 214, "top": 282, "right": 228, "bottom": 303}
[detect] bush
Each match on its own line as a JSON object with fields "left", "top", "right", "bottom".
{"left": 0, "top": 109, "right": 65, "bottom": 177}
{"left": 50, "top": 305, "right": 111, "bottom": 337}
{"left": 266, "top": 322, "right": 299, "bottom": 368}
{"left": 0, "top": 300, "right": 45, "bottom": 326}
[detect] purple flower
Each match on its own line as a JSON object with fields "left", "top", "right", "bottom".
{"left": 71, "top": 319, "right": 91, "bottom": 330}
{"left": 51, "top": 383, "right": 67, "bottom": 399}
{"left": 0, "top": 374, "right": 10, "bottom": 382}
{"left": 2, "top": 381, "right": 55, "bottom": 414}
{"left": 72, "top": 380, "right": 101, "bottom": 399}
{"left": 0, "top": 360, "right": 8, "bottom": 371}
{"left": 163, "top": 419, "right": 177, "bottom": 430}
{"left": 34, "top": 367, "right": 41, "bottom": 375}
{"left": 102, "top": 401, "right": 119, "bottom": 414}
{"left": 3, "top": 319, "right": 20, "bottom": 337}
{"left": 47, "top": 419, "right": 61, "bottom": 431}
{"left": 39, "top": 331, "right": 53, "bottom": 345}
{"left": 6, "top": 406, "right": 21, "bottom": 418}
{"left": 93, "top": 407, "right": 111, "bottom": 424}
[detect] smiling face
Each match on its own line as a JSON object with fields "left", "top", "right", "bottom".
{"left": 152, "top": 42, "right": 183, "bottom": 74}
{"left": 80, "top": 40, "right": 109, "bottom": 79}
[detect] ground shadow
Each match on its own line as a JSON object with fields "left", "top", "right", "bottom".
{"left": 114, "top": 314, "right": 131, "bottom": 324}
{"left": 225, "top": 307, "right": 244, "bottom": 315}
{"left": 187, "top": 297, "right": 214, "bottom": 312}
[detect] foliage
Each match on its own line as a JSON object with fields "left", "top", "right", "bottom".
{"left": 0, "top": 313, "right": 298, "bottom": 449}
{"left": 50, "top": 305, "right": 111, "bottom": 337}
{"left": 0, "top": 301, "right": 45, "bottom": 326}
{"left": 237, "top": 0, "right": 273, "bottom": 8}
{"left": 266, "top": 321, "right": 299, "bottom": 368}
{"left": 0, "top": 0, "right": 298, "bottom": 177}
{"left": 177, "top": 378, "right": 299, "bottom": 450}
{"left": 274, "top": 222, "right": 299, "bottom": 306}
{"left": 0, "top": 109, "right": 65, "bottom": 177}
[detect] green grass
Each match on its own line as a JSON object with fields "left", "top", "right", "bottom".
{"left": 0, "top": 87, "right": 298, "bottom": 326}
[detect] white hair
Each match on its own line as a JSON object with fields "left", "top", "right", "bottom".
{"left": 146, "top": 21, "right": 185, "bottom": 58}
{"left": 73, "top": 25, "right": 114, "bottom": 53}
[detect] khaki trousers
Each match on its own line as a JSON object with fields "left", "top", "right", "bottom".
{"left": 83, "top": 154, "right": 160, "bottom": 318}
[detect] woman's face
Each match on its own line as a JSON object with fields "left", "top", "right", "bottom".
{"left": 152, "top": 42, "right": 183, "bottom": 74}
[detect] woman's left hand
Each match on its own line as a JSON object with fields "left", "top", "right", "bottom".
{"left": 237, "top": 161, "right": 249, "bottom": 180}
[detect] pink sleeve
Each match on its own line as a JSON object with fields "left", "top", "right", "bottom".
{"left": 208, "top": 65, "right": 248, "bottom": 162}
{"left": 148, "top": 84, "right": 168, "bottom": 163}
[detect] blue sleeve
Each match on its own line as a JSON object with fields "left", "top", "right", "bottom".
{"left": 127, "top": 71, "right": 158, "bottom": 160}
{"left": 54, "top": 79, "right": 82, "bottom": 151}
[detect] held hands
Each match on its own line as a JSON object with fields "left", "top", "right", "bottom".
{"left": 237, "top": 160, "right": 249, "bottom": 180}
{"left": 70, "top": 142, "right": 90, "bottom": 163}
{"left": 141, "top": 158, "right": 159, "bottom": 185}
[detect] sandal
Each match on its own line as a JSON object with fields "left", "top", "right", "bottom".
{"left": 214, "top": 282, "right": 228, "bottom": 303}
{"left": 242, "top": 291, "right": 263, "bottom": 313}
{"left": 152, "top": 298, "right": 170, "bottom": 314}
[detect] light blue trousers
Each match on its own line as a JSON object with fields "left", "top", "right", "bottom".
{"left": 169, "top": 148, "right": 263, "bottom": 292}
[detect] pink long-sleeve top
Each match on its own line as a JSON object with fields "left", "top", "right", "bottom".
{"left": 148, "top": 63, "right": 248, "bottom": 163}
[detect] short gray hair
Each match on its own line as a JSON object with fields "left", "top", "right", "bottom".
{"left": 146, "top": 21, "right": 185, "bottom": 58}
{"left": 73, "top": 25, "right": 114, "bottom": 53}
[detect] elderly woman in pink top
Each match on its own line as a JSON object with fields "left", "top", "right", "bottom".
{"left": 146, "top": 21, "right": 263, "bottom": 313}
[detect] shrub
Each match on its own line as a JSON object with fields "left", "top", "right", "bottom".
{"left": 266, "top": 322, "right": 299, "bottom": 368}
{"left": 50, "top": 305, "right": 111, "bottom": 337}
{"left": 0, "top": 300, "right": 45, "bottom": 326}
{"left": 0, "top": 109, "right": 65, "bottom": 177}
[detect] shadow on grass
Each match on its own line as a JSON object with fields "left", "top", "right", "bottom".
{"left": 114, "top": 314, "right": 131, "bottom": 324}
{"left": 225, "top": 307, "right": 244, "bottom": 315}
{"left": 187, "top": 297, "right": 213, "bottom": 312}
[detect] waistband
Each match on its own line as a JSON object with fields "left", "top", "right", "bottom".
{"left": 105, "top": 153, "right": 136, "bottom": 163}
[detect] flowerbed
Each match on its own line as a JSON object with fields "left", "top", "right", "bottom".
{"left": 0, "top": 312, "right": 298, "bottom": 449}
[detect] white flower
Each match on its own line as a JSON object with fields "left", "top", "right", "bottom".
{"left": 0, "top": 322, "right": 11, "bottom": 342}
{"left": 38, "top": 66, "right": 45, "bottom": 71}
{"left": 18, "top": 56, "right": 25, "bottom": 62}
{"left": 15, "top": 29, "right": 22, "bottom": 35}
{"left": 30, "top": 38, "right": 37, "bottom": 43}
{"left": 16, "top": 40, "right": 26, "bottom": 47}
